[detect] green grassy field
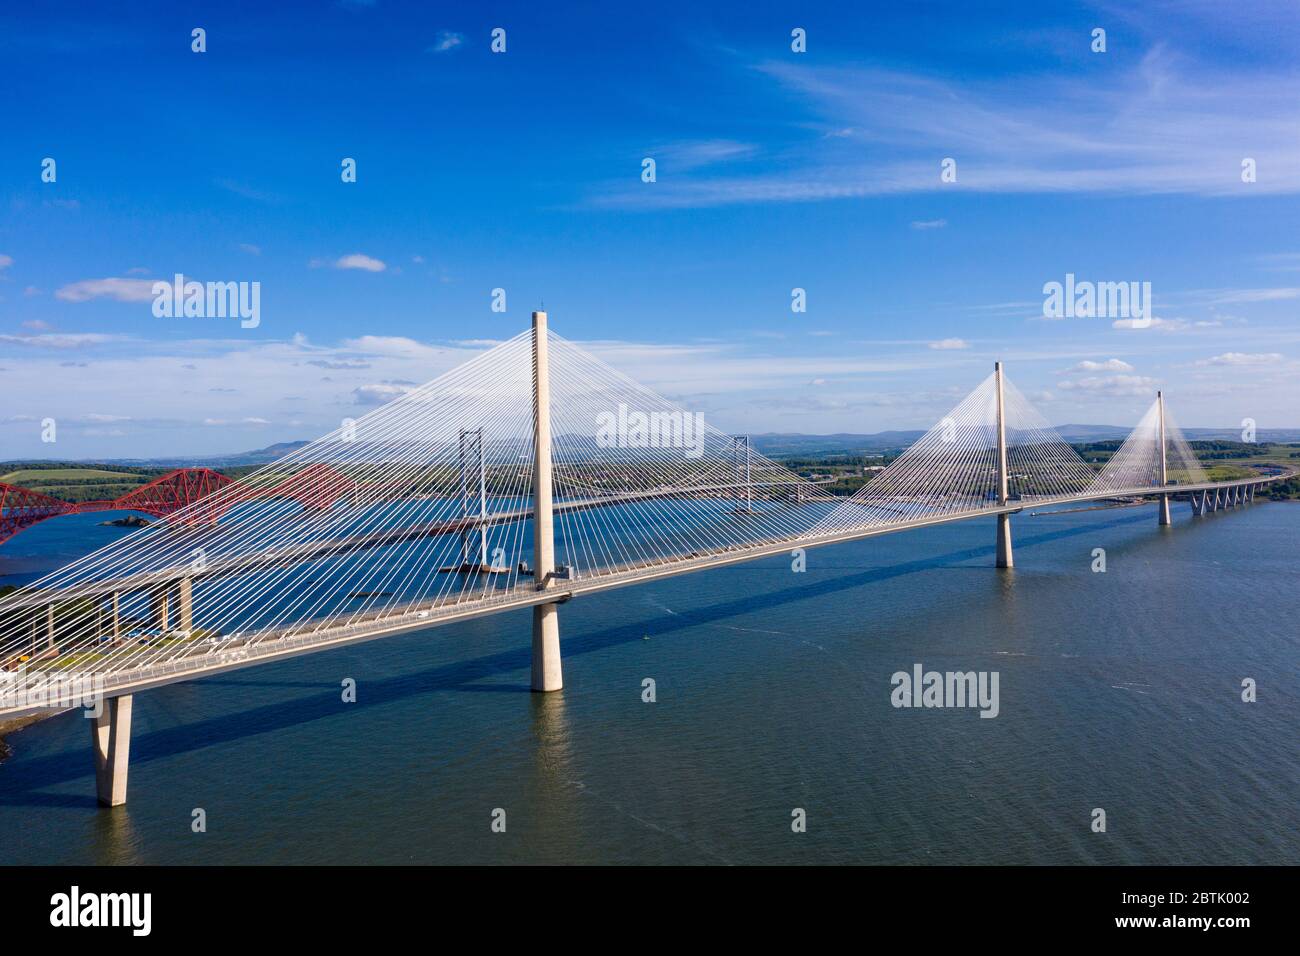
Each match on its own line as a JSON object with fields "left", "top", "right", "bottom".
{"left": 0, "top": 467, "right": 146, "bottom": 484}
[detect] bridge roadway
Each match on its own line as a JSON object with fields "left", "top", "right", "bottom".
{"left": 0, "top": 478, "right": 829, "bottom": 610}
{"left": 0, "top": 472, "right": 1281, "bottom": 718}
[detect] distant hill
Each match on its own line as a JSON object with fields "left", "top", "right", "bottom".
{"left": 5, "top": 426, "right": 1300, "bottom": 472}
{"left": 749, "top": 432, "right": 925, "bottom": 457}
{"left": 202, "top": 441, "right": 313, "bottom": 465}
{"left": 754, "top": 425, "right": 1300, "bottom": 458}
{"left": 1053, "top": 424, "right": 1131, "bottom": 442}
{"left": 0, "top": 441, "right": 315, "bottom": 470}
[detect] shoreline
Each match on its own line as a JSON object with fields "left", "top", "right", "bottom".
{"left": 0, "top": 711, "right": 59, "bottom": 764}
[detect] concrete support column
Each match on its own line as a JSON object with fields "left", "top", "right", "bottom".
{"left": 111, "top": 592, "right": 121, "bottom": 645}
{"left": 994, "top": 362, "right": 1013, "bottom": 568}
{"left": 529, "top": 311, "right": 562, "bottom": 692}
{"left": 91, "top": 694, "right": 133, "bottom": 807}
{"left": 177, "top": 577, "right": 194, "bottom": 631}
{"left": 995, "top": 514, "right": 1013, "bottom": 568}
{"left": 1157, "top": 390, "right": 1171, "bottom": 526}
{"left": 152, "top": 588, "right": 169, "bottom": 632}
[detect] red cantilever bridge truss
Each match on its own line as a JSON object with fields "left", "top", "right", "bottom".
{"left": 0, "top": 464, "right": 355, "bottom": 545}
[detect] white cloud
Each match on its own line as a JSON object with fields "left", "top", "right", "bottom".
{"left": 353, "top": 383, "right": 415, "bottom": 405}
{"left": 1208, "top": 287, "right": 1300, "bottom": 303}
{"left": 239, "top": 243, "right": 262, "bottom": 256}
{"left": 592, "top": 44, "right": 1300, "bottom": 209}
{"left": 428, "top": 31, "right": 463, "bottom": 53}
{"left": 55, "top": 277, "right": 158, "bottom": 303}
{"left": 334, "top": 253, "right": 387, "bottom": 272}
{"left": 651, "top": 140, "right": 758, "bottom": 172}
{"left": 0, "top": 332, "right": 117, "bottom": 349}
{"left": 1195, "top": 352, "right": 1284, "bottom": 367}
{"left": 1070, "top": 358, "right": 1134, "bottom": 373}
{"left": 1057, "top": 374, "right": 1159, "bottom": 397}
{"left": 928, "top": 338, "right": 969, "bottom": 350}
{"left": 204, "top": 417, "right": 272, "bottom": 426}
{"left": 342, "top": 335, "right": 450, "bottom": 360}
{"left": 910, "top": 219, "right": 947, "bottom": 230}
{"left": 0, "top": 254, "right": 12, "bottom": 269}
{"left": 1112, "top": 317, "right": 1187, "bottom": 331}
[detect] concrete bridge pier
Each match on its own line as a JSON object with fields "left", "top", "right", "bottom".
{"left": 152, "top": 588, "right": 169, "bottom": 632}
{"left": 995, "top": 513, "right": 1013, "bottom": 569}
{"left": 1158, "top": 495, "right": 1172, "bottom": 526}
{"left": 530, "top": 311, "right": 563, "bottom": 692}
{"left": 91, "top": 694, "right": 133, "bottom": 806}
{"left": 177, "top": 576, "right": 194, "bottom": 631}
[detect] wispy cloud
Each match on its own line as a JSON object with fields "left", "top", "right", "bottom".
{"left": 1069, "top": 359, "right": 1134, "bottom": 373}
{"left": 427, "top": 31, "right": 463, "bottom": 53}
{"left": 1112, "top": 317, "right": 1188, "bottom": 331}
{"left": 1058, "top": 373, "right": 1159, "bottom": 398}
{"left": 354, "top": 382, "right": 416, "bottom": 405}
{"left": 54, "top": 277, "right": 157, "bottom": 303}
{"left": 0, "top": 332, "right": 118, "bottom": 349}
{"left": 314, "top": 253, "right": 387, "bottom": 272}
{"left": 216, "top": 178, "right": 281, "bottom": 203}
{"left": 645, "top": 140, "right": 758, "bottom": 174}
{"left": 910, "top": 219, "right": 947, "bottom": 230}
{"left": 1206, "top": 287, "right": 1300, "bottom": 304}
{"left": 928, "top": 338, "right": 969, "bottom": 350}
{"left": 591, "top": 44, "right": 1300, "bottom": 209}
{"left": 1195, "top": 352, "right": 1284, "bottom": 367}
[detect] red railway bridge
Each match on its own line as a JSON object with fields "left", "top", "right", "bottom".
{"left": 0, "top": 465, "right": 357, "bottom": 546}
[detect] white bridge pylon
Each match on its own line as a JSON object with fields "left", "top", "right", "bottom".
{"left": 0, "top": 320, "right": 1281, "bottom": 806}
{"left": 812, "top": 364, "right": 1097, "bottom": 542}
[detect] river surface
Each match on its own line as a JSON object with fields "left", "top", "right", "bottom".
{"left": 1, "top": 504, "right": 1296, "bottom": 865}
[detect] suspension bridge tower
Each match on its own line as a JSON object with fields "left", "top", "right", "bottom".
{"left": 995, "top": 361, "right": 1013, "bottom": 568}
{"left": 530, "top": 311, "right": 563, "bottom": 691}
{"left": 1157, "top": 390, "right": 1172, "bottom": 526}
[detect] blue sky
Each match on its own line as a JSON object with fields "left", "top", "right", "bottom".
{"left": 3, "top": 0, "right": 1300, "bottom": 458}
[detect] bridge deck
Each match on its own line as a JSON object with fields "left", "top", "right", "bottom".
{"left": 0, "top": 473, "right": 1280, "bottom": 718}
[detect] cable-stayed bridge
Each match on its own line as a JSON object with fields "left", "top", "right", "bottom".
{"left": 0, "top": 314, "right": 1285, "bottom": 806}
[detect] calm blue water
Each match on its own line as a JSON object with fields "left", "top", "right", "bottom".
{"left": 1, "top": 503, "right": 1296, "bottom": 864}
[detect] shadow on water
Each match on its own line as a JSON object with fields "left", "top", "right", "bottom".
{"left": 0, "top": 511, "right": 1148, "bottom": 808}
